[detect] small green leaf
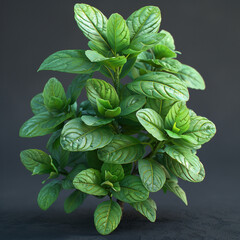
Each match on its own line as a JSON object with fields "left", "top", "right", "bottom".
{"left": 37, "top": 180, "right": 62, "bottom": 210}
{"left": 88, "top": 40, "right": 112, "bottom": 57}
{"left": 137, "top": 108, "right": 166, "bottom": 141}
{"left": 138, "top": 159, "right": 166, "bottom": 192}
{"left": 73, "top": 168, "right": 108, "bottom": 196}
{"left": 130, "top": 198, "right": 157, "bottom": 222}
{"left": 60, "top": 118, "right": 114, "bottom": 152}
{"left": 127, "top": 6, "right": 161, "bottom": 40}
{"left": 120, "top": 95, "right": 146, "bottom": 116}
{"left": 153, "top": 45, "right": 176, "bottom": 59}
{"left": 30, "top": 93, "right": 47, "bottom": 115}
{"left": 64, "top": 190, "right": 87, "bottom": 214}
{"left": 94, "top": 200, "right": 122, "bottom": 235}
{"left": 38, "top": 50, "right": 100, "bottom": 74}
{"left": 101, "top": 163, "right": 125, "bottom": 182}
{"left": 113, "top": 175, "right": 149, "bottom": 203}
{"left": 96, "top": 98, "right": 121, "bottom": 118}
{"left": 98, "top": 135, "right": 144, "bottom": 164}
{"left": 127, "top": 72, "right": 189, "bottom": 101}
{"left": 158, "top": 30, "right": 176, "bottom": 50}
{"left": 81, "top": 115, "right": 113, "bottom": 127}
{"left": 119, "top": 56, "right": 137, "bottom": 79}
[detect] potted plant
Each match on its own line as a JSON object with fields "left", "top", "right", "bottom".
{"left": 19, "top": 3, "right": 216, "bottom": 235}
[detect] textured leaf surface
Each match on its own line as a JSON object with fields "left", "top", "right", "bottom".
{"left": 64, "top": 190, "right": 87, "bottom": 214}
{"left": 158, "top": 30, "right": 176, "bottom": 50}
{"left": 138, "top": 159, "right": 166, "bottom": 192}
{"left": 127, "top": 6, "right": 161, "bottom": 40}
{"left": 98, "top": 135, "right": 144, "bottom": 164}
{"left": 73, "top": 168, "right": 107, "bottom": 196}
{"left": 153, "top": 44, "right": 177, "bottom": 59}
{"left": 130, "top": 198, "right": 157, "bottom": 222}
{"left": 101, "top": 163, "right": 125, "bottom": 182}
{"left": 113, "top": 175, "right": 149, "bottom": 203}
{"left": 31, "top": 93, "right": 47, "bottom": 115}
{"left": 127, "top": 72, "right": 189, "bottom": 101}
{"left": 38, "top": 50, "right": 100, "bottom": 74}
{"left": 94, "top": 200, "right": 122, "bottom": 235}
{"left": 81, "top": 115, "right": 113, "bottom": 127}
{"left": 137, "top": 108, "right": 166, "bottom": 141}
{"left": 60, "top": 118, "right": 113, "bottom": 152}
{"left": 37, "top": 180, "right": 62, "bottom": 210}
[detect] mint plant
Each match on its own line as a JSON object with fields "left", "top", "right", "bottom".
{"left": 19, "top": 3, "right": 216, "bottom": 235}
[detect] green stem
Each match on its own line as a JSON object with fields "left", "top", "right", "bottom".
{"left": 114, "top": 68, "right": 120, "bottom": 95}
{"left": 146, "top": 141, "right": 165, "bottom": 159}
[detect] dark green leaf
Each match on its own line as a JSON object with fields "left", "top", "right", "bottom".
{"left": 86, "top": 151, "right": 103, "bottom": 170}
{"left": 30, "top": 93, "right": 47, "bottom": 115}
{"left": 119, "top": 56, "right": 137, "bottom": 79}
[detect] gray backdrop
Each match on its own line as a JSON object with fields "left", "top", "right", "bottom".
{"left": 1, "top": 0, "right": 240, "bottom": 239}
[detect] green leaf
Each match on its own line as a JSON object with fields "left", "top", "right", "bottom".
{"left": 158, "top": 30, "right": 176, "bottom": 50}
{"left": 153, "top": 45, "right": 176, "bottom": 59}
{"left": 136, "top": 108, "right": 166, "bottom": 141}
{"left": 138, "top": 159, "right": 166, "bottom": 192}
{"left": 130, "top": 198, "right": 157, "bottom": 222}
{"left": 64, "top": 190, "right": 87, "bottom": 214}
{"left": 86, "top": 150, "right": 103, "bottom": 170}
{"left": 74, "top": 4, "right": 110, "bottom": 49}
{"left": 163, "top": 154, "right": 205, "bottom": 183}
{"left": 38, "top": 50, "right": 100, "bottom": 74}
{"left": 20, "top": 149, "right": 56, "bottom": 174}
{"left": 19, "top": 112, "right": 73, "bottom": 138}
{"left": 86, "top": 78, "right": 119, "bottom": 108}
{"left": 127, "top": 6, "right": 161, "bottom": 40}
{"left": 122, "top": 163, "right": 133, "bottom": 175}
{"left": 112, "top": 175, "right": 149, "bottom": 203}
{"left": 73, "top": 168, "right": 108, "bottom": 196}
{"left": 98, "top": 135, "right": 144, "bottom": 164}
{"left": 30, "top": 93, "right": 47, "bottom": 115}
{"left": 94, "top": 200, "right": 122, "bottom": 235}
{"left": 60, "top": 118, "right": 114, "bottom": 152}
{"left": 164, "top": 145, "right": 201, "bottom": 174}
{"left": 120, "top": 95, "right": 146, "bottom": 116}
{"left": 123, "top": 33, "right": 165, "bottom": 54}
{"left": 165, "top": 102, "right": 190, "bottom": 134}
{"left": 164, "top": 179, "right": 188, "bottom": 205}
{"left": 176, "top": 64, "right": 205, "bottom": 90}
{"left": 66, "top": 74, "right": 91, "bottom": 104}
{"left": 81, "top": 115, "right": 113, "bottom": 127}
{"left": 37, "top": 180, "right": 62, "bottom": 210}
{"left": 101, "top": 163, "right": 124, "bottom": 182}
{"left": 119, "top": 55, "right": 137, "bottom": 79}
{"left": 43, "top": 78, "right": 67, "bottom": 112}
{"left": 96, "top": 98, "right": 121, "bottom": 118}
{"left": 107, "top": 13, "right": 130, "bottom": 53}
{"left": 127, "top": 72, "right": 189, "bottom": 101}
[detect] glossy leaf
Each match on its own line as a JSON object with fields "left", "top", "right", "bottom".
{"left": 158, "top": 30, "right": 176, "bottom": 50}
{"left": 113, "top": 175, "right": 149, "bottom": 203}
{"left": 127, "top": 72, "right": 189, "bottom": 101}
{"left": 73, "top": 168, "right": 108, "bottom": 196}
{"left": 130, "top": 198, "right": 157, "bottom": 222}
{"left": 96, "top": 98, "right": 121, "bottom": 118}
{"left": 81, "top": 115, "right": 113, "bottom": 127}
{"left": 30, "top": 93, "right": 47, "bottom": 115}
{"left": 37, "top": 180, "right": 62, "bottom": 210}
{"left": 94, "top": 200, "right": 122, "bottom": 235}
{"left": 137, "top": 108, "right": 166, "bottom": 141}
{"left": 101, "top": 163, "right": 125, "bottom": 182}
{"left": 60, "top": 118, "right": 114, "bottom": 152}
{"left": 153, "top": 45, "right": 177, "bottom": 59}
{"left": 98, "top": 135, "right": 144, "bottom": 164}
{"left": 138, "top": 159, "right": 166, "bottom": 192}
{"left": 127, "top": 6, "right": 161, "bottom": 40}
{"left": 38, "top": 50, "right": 100, "bottom": 74}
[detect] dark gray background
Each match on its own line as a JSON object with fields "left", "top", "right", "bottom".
{"left": 1, "top": 0, "right": 240, "bottom": 239}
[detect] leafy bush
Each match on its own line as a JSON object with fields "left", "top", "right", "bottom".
{"left": 19, "top": 3, "right": 216, "bottom": 235}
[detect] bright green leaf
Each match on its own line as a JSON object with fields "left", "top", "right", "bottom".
{"left": 101, "top": 163, "right": 125, "bottom": 182}
{"left": 81, "top": 115, "right": 113, "bottom": 127}
{"left": 30, "top": 93, "right": 47, "bottom": 115}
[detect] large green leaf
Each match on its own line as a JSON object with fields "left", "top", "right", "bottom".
{"left": 30, "top": 93, "right": 47, "bottom": 115}
{"left": 127, "top": 72, "right": 189, "bottom": 101}
{"left": 38, "top": 50, "right": 100, "bottom": 74}
{"left": 73, "top": 168, "right": 108, "bottom": 196}
{"left": 19, "top": 112, "right": 73, "bottom": 138}
{"left": 158, "top": 30, "right": 176, "bottom": 50}
{"left": 138, "top": 159, "right": 166, "bottom": 192}
{"left": 107, "top": 13, "right": 130, "bottom": 53}
{"left": 120, "top": 95, "right": 146, "bottom": 116}
{"left": 86, "top": 78, "right": 119, "bottom": 108}
{"left": 64, "top": 190, "right": 87, "bottom": 214}
{"left": 101, "top": 163, "right": 124, "bottom": 182}
{"left": 136, "top": 108, "right": 166, "bottom": 141}
{"left": 81, "top": 115, "right": 113, "bottom": 127}
{"left": 94, "top": 200, "right": 122, "bottom": 235}
{"left": 163, "top": 155, "right": 205, "bottom": 182}
{"left": 74, "top": 4, "right": 110, "bottom": 49}
{"left": 165, "top": 102, "right": 190, "bottom": 134}
{"left": 43, "top": 78, "right": 67, "bottom": 112}
{"left": 130, "top": 198, "right": 157, "bottom": 222}
{"left": 98, "top": 135, "right": 144, "bottom": 164}
{"left": 176, "top": 64, "right": 205, "bottom": 90}
{"left": 112, "top": 175, "right": 149, "bottom": 203}
{"left": 60, "top": 118, "right": 114, "bottom": 152}
{"left": 127, "top": 6, "right": 161, "bottom": 40}
{"left": 37, "top": 180, "right": 62, "bottom": 210}
{"left": 164, "top": 145, "right": 201, "bottom": 174}
{"left": 66, "top": 74, "right": 91, "bottom": 104}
